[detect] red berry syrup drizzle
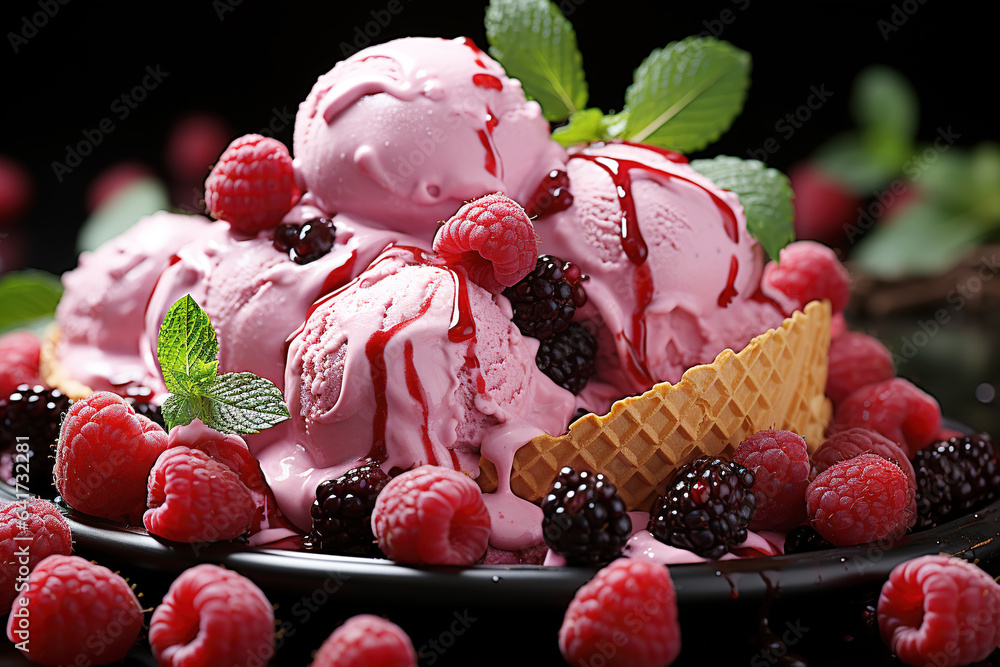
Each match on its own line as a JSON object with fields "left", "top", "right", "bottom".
{"left": 570, "top": 144, "right": 742, "bottom": 385}
{"left": 461, "top": 37, "right": 504, "bottom": 180}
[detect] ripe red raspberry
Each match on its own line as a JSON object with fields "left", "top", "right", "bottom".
{"left": 826, "top": 332, "right": 895, "bottom": 405}
{"left": 432, "top": 192, "right": 537, "bottom": 294}
{"left": 204, "top": 133, "right": 299, "bottom": 234}
{"left": 830, "top": 378, "right": 941, "bottom": 457}
{"left": 149, "top": 564, "right": 274, "bottom": 667}
{"left": 762, "top": 240, "right": 851, "bottom": 314}
{"left": 54, "top": 391, "right": 169, "bottom": 524}
{"left": 0, "top": 331, "right": 41, "bottom": 397}
{"left": 733, "top": 429, "right": 811, "bottom": 531}
{"left": 372, "top": 466, "right": 491, "bottom": 565}
{"left": 311, "top": 614, "right": 417, "bottom": 667}
{"left": 878, "top": 554, "right": 1000, "bottom": 667}
{"left": 806, "top": 453, "right": 913, "bottom": 547}
{"left": 559, "top": 558, "right": 681, "bottom": 667}
{"left": 812, "top": 428, "right": 916, "bottom": 491}
{"left": 5, "top": 554, "right": 143, "bottom": 666}
{"left": 0, "top": 499, "right": 72, "bottom": 611}
{"left": 144, "top": 446, "right": 255, "bottom": 543}
{"left": 830, "top": 312, "right": 848, "bottom": 339}
{"left": 788, "top": 162, "right": 860, "bottom": 246}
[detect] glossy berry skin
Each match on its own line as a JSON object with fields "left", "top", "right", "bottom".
{"left": 310, "top": 615, "right": 417, "bottom": 667}
{"left": 0, "top": 384, "right": 71, "bottom": 497}
{"left": 524, "top": 168, "right": 573, "bottom": 218}
{"left": 912, "top": 432, "right": 999, "bottom": 529}
{"left": 733, "top": 429, "right": 810, "bottom": 531}
{"left": 761, "top": 240, "right": 851, "bottom": 314}
{"left": 535, "top": 322, "right": 597, "bottom": 394}
{"left": 541, "top": 467, "right": 632, "bottom": 566}
{"left": 826, "top": 332, "right": 895, "bottom": 406}
{"left": 307, "top": 462, "right": 390, "bottom": 556}
{"left": 504, "top": 254, "right": 587, "bottom": 340}
{"left": 830, "top": 378, "right": 941, "bottom": 457}
{"left": 272, "top": 217, "right": 337, "bottom": 264}
{"left": 648, "top": 456, "right": 756, "bottom": 560}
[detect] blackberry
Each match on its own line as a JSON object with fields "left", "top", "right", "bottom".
{"left": 648, "top": 456, "right": 756, "bottom": 559}
{"left": 503, "top": 255, "right": 587, "bottom": 340}
{"left": 525, "top": 169, "right": 573, "bottom": 218}
{"left": 273, "top": 217, "right": 336, "bottom": 264}
{"left": 535, "top": 322, "right": 597, "bottom": 394}
{"left": 306, "top": 462, "right": 389, "bottom": 555}
{"left": 913, "top": 432, "right": 999, "bottom": 529}
{"left": 121, "top": 385, "right": 166, "bottom": 429}
{"left": 783, "top": 525, "right": 833, "bottom": 554}
{"left": 0, "top": 384, "right": 71, "bottom": 497}
{"left": 541, "top": 466, "right": 631, "bottom": 566}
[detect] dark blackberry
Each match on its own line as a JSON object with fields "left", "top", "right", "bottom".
{"left": 783, "top": 525, "right": 833, "bottom": 554}
{"left": 525, "top": 169, "right": 573, "bottom": 218}
{"left": 535, "top": 322, "right": 597, "bottom": 394}
{"left": 913, "top": 432, "right": 999, "bottom": 529}
{"left": 272, "top": 217, "right": 336, "bottom": 264}
{"left": 503, "top": 255, "right": 587, "bottom": 340}
{"left": 648, "top": 456, "right": 756, "bottom": 559}
{"left": 121, "top": 385, "right": 166, "bottom": 429}
{"left": 306, "top": 462, "right": 389, "bottom": 555}
{"left": 541, "top": 466, "right": 631, "bottom": 566}
{"left": 0, "top": 384, "right": 71, "bottom": 497}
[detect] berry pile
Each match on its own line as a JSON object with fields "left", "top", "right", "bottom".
{"left": 273, "top": 217, "right": 337, "bottom": 264}
{"left": 307, "top": 462, "right": 390, "bottom": 556}
{"left": 913, "top": 432, "right": 999, "bottom": 529}
{"left": 541, "top": 467, "right": 631, "bottom": 566}
{"left": 504, "top": 254, "right": 587, "bottom": 340}
{"left": 0, "top": 384, "right": 71, "bottom": 496}
{"left": 535, "top": 322, "right": 597, "bottom": 394}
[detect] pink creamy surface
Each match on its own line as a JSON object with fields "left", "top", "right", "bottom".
{"left": 535, "top": 142, "right": 791, "bottom": 411}
{"left": 271, "top": 247, "right": 575, "bottom": 536}
{"left": 293, "top": 36, "right": 565, "bottom": 236}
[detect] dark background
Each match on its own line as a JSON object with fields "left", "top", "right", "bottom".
{"left": 1, "top": 0, "right": 994, "bottom": 274}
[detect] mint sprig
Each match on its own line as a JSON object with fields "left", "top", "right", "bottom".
{"left": 690, "top": 156, "right": 795, "bottom": 261}
{"left": 157, "top": 295, "right": 289, "bottom": 433}
{"left": 485, "top": 0, "right": 587, "bottom": 122}
{"left": 0, "top": 270, "right": 63, "bottom": 334}
{"left": 618, "top": 37, "right": 751, "bottom": 152}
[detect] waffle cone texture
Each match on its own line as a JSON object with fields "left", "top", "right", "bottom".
{"left": 479, "top": 300, "right": 833, "bottom": 511}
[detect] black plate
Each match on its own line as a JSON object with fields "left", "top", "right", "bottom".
{"left": 3, "top": 481, "right": 999, "bottom": 666}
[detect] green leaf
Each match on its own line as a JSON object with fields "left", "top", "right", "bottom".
{"left": 485, "top": 0, "right": 588, "bottom": 122}
{"left": 156, "top": 295, "right": 219, "bottom": 396}
{"left": 851, "top": 66, "right": 918, "bottom": 144}
{"left": 814, "top": 132, "right": 900, "bottom": 194}
{"left": 852, "top": 203, "right": 988, "bottom": 279}
{"left": 0, "top": 270, "right": 63, "bottom": 334}
{"left": 690, "top": 156, "right": 795, "bottom": 261}
{"left": 202, "top": 372, "right": 291, "bottom": 434}
{"left": 551, "top": 108, "right": 605, "bottom": 147}
{"left": 161, "top": 393, "right": 211, "bottom": 431}
{"left": 76, "top": 177, "right": 169, "bottom": 253}
{"left": 618, "top": 36, "right": 751, "bottom": 153}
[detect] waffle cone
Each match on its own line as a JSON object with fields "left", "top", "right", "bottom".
{"left": 40, "top": 325, "right": 94, "bottom": 401}
{"left": 479, "top": 300, "right": 833, "bottom": 511}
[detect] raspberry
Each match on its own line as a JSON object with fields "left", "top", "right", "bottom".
{"left": 830, "top": 378, "right": 942, "bottom": 457}
{"left": 204, "top": 133, "right": 299, "bottom": 234}
{"left": 540, "top": 467, "right": 632, "bottom": 566}
{"left": 524, "top": 168, "right": 573, "bottom": 218}
{"left": 478, "top": 542, "right": 548, "bottom": 565}
{"left": 372, "top": 466, "right": 491, "bottom": 565}
{"left": 783, "top": 525, "right": 833, "bottom": 554}
{"left": 912, "top": 432, "right": 1000, "bottom": 530}
{"left": 144, "top": 446, "right": 256, "bottom": 543}
{"left": 878, "top": 554, "right": 1000, "bottom": 667}
{"left": 165, "top": 111, "right": 230, "bottom": 182}
{"left": 503, "top": 254, "right": 588, "bottom": 340}
{"left": 0, "top": 384, "right": 71, "bottom": 496}
{"left": 733, "top": 429, "right": 811, "bottom": 531}
{"left": 5, "top": 554, "right": 143, "bottom": 666}
{"left": 761, "top": 240, "right": 851, "bottom": 314}
{"left": 54, "top": 391, "right": 169, "bottom": 524}
{"left": 0, "top": 331, "right": 41, "bottom": 398}
{"left": 788, "top": 162, "right": 861, "bottom": 246}
{"left": 535, "top": 322, "right": 597, "bottom": 394}
{"left": 0, "top": 499, "right": 72, "bottom": 611}
{"left": 647, "top": 455, "right": 756, "bottom": 559}
{"left": 432, "top": 192, "right": 537, "bottom": 294}
{"left": 826, "top": 332, "right": 896, "bottom": 405}
{"left": 830, "top": 312, "right": 848, "bottom": 339}
{"left": 307, "top": 462, "right": 390, "bottom": 556}
{"left": 559, "top": 558, "right": 681, "bottom": 667}
{"left": 310, "top": 614, "right": 417, "bottom": 667}
{"left": 149, "top": 564, "right": 275, "bottom": 667}
{"left": 123, "top": 385, "right": 167, "bottom": 429}
{"left": 805, "top": 453, "right": 913, "bottom": 547}
{"left": 273, "top": 217, "right": 337, "bottom": 264}
{"left": 812, "top": 428, "right": 917, "bottom": 493}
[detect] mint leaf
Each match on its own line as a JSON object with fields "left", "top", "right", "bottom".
{"left": 202, "top": 372, "right": 290, "bottom": 434}
{"left": 0, "top": 270, "right": 63, "bottom": 333}
{"left": 161, "top": 392, "right": 211, "bottom": 431}
{"left": 618, "top": 37, "right": 750, "bottom": 153}
{"left": 551, "top": 108, "right": 605, "bottom": 147}
{"left": 814, "top": 132, "right": 899, "bottom": 194}
{"left": 485, "top": 0, "right": 587, "bottom": 122}
{"left": 852, "top": 66, "right": 918, "bottom": 147}
{"left": 691, "top": 156, "right": 795, "bottom": 261}
{"left": 157, "top": 295, "right": 219, "bottom": 397}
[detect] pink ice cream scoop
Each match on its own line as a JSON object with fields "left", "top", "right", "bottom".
{"left": 265, "top": 245, "right": 576, "bottom": 531}
{"left": 535, "top": 141, "right": 791, "bottom": 410}
{"left": 293, "top": 36, "right": 566, "bottom": 238}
